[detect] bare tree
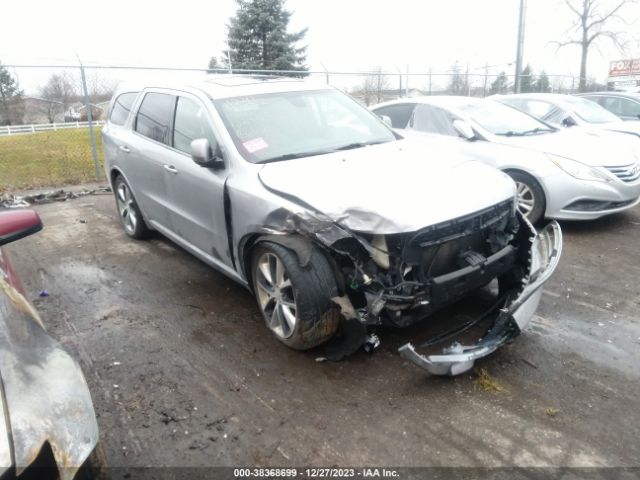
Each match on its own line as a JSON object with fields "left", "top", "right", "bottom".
{"left": 554, "top": 0, "right": 637, "bottom": 92}
{"left": 361, "top": 67, "right": 390, "bottom": 106}
{"left": 39, "top": 72, "right": 78, "bottom": 121}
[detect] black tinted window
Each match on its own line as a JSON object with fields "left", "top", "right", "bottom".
{"left": 109, "top": 92, "right": 138, "bottom": 126}
{"left": 411, "top": 105, "right": 458, "bottom": 136}
{"left": 173, "top": 97, "right": 217, "bottom": 154}
{"left": 135, "top": 93, "right": 174, "bottom": 144}
{"left": 373, "top": 104, "right": 415, "bottom": 128}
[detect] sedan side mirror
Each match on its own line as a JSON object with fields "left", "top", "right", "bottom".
{"left": 191, "top": 138, "right": 225, "bottom": 169}
{"left": 0, "top": 210, "right": 43, "bottom": 246}
{"left": 562, "top": 116, "right": 577, "bottom": 127}
{"left": 452, "top": 120, "right": 476, "bottom": 140}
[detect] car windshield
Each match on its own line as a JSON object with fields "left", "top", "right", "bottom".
{"left": 457, "top": 100, "right": 554, "bottom": 136}
{"left": 563, "top": 96, "right": 621, "bottom": 124}
{"left": 214, "top": 89, "right": 396, "bottom": 163}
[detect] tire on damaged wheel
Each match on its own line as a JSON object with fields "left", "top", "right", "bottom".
{"left": 252, "top": 241, "right": 341, "bottom": 350}
{"left": 506, "top": 170, "right": 546, "bottom": 224}
{"left": 113, "top": 175, "right": 150, "bottom": 239}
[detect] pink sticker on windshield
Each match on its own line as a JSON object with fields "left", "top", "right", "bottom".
{"left": 243, "top": 137, "right": 269, "bottom": 153}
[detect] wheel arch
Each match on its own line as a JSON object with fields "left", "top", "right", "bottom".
{"left": 501, "top": 167, "right": 550, "bottom": 217}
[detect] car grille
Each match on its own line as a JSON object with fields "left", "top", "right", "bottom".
{"left": 606, "top": 162, "right": 640, "bottom": 183}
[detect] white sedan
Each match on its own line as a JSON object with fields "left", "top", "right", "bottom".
{"left": 372, "top": 96, "right": 640, "bottom": 223}
{"left": 493, "top": 93, "right": 640, "bottom": 139}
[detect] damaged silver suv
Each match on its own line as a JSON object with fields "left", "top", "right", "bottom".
{"left": 102, "top": 76, "right": 562, "bottom": 375}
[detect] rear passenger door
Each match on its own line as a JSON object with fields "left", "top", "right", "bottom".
{"left": 123, "top": 91, "right": 175, "bottom": 230}
{"left": 163, "top": 94, "right": 233, "bottom": 268}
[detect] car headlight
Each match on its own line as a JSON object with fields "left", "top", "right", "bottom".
{"left": 546, "top": 153, "right": 610, "bottom": 182}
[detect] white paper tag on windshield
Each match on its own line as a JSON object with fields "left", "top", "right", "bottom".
{"left": 243, "top": 137, "right": 269, "bottom": 153}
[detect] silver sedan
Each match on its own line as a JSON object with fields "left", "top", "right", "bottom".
{"left": 372, "top": 96, "right": 640, "bottom": 223}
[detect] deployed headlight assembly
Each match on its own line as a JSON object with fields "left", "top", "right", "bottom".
{"left": 546, "top": 153, "right": 610, "bottom": 182}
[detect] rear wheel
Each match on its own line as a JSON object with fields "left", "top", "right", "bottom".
{"left": 506, "top": 170, "right": 546, "bottom": 224}
{"left": 114, "top": 175, "right": 150, "bottom": 239}
{"left": 252, "top": 241, "right": 341, "bottom": 350}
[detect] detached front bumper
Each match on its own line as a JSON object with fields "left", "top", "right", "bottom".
{"left": 399, "top": 221, "right": 562, "bottom": 376}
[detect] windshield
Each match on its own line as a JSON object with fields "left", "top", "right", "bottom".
{"left": 214, "top": 89, "right": 396, "bottom": 163}
{"left": 563, "top": 96, "right": 621, "bottom": 124}
{"left": 457, "top": 100, "right": 554, "bottom": 136}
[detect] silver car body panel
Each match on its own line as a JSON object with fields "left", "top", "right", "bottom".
{"left": 373, "top": 96, "right": 640, "bottom": 220}
{"left": 0, "top": 249, "right": 98, "bottom": 479}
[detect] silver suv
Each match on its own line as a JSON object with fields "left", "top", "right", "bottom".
{"left": 102, "top": 76, "right": 561, "bottom": 375}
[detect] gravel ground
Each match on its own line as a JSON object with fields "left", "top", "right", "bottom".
{"left": 4, "top": 187, "right": 640, "bottom": 476}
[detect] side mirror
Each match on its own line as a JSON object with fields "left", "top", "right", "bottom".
{"left": 191, "top": 138, "right": 224, "bottom": 169}
{"left": 0, "top": 210, "right": 43, "bottom": 246}
{"left": 562, "top": 116, "right": 577, "bottom": 127}
{"left": 378, "top": 115, "right": 393, "bottom": 128}
{"left": 452, "top": 120, "right": 476, "bottom": 140}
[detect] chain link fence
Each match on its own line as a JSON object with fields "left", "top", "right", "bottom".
{"left": 0, "top": 63, "right": 587, "bottom": 193}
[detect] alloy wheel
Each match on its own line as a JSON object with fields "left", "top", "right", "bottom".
{"left": 255, "top": 252, "right": 297, "bottom": 339}
{"left": 116, "top": 182, "right": 138, "bottom": 234}
{"left": 515, "top": 181, "right": 535, "bottom": 217}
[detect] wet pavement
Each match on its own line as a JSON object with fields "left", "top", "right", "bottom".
{"left": 4, "top": 188, "right": 640, "bottom": 470}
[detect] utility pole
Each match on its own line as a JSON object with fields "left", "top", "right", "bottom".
{"left": 514, "top": 0, "right": 526, "bottom": 93}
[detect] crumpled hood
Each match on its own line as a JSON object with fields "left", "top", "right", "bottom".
{"left": 494, "top": 128, "right": 640, "bottom": 167}
{"left": 0, "top": 250, "right": 98, "bottom": 480}
{"left": 258, "top": 137, "right": 516, "bottom": 234}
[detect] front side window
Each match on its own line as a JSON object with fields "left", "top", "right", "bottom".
{"left": 562, "top": 96, "right": 620, "bottom": 124}
{"left": 602, "top": 97, "right": 640, "bottom": 119}
{"left": 214, "top": 89, "right": 396, "bottom": 163}
{"left": 109, "top": 92, "right": 138, "bottom": 126}
{"left": 410, "top": 105, "right": 459, "bottom": 136}
{"left": 135, "top": 92, "right": 174, "bottom": 144}
{"left": 173, "top": 97, "right": 217, "bottom": 154}
{"left": 373, "top": 104, "right": 415, "bottom": 128}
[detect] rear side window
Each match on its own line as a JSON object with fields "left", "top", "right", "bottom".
{"left": 373, "top": 104, "right": 415, "bottom": 128}
{"left": 135, "top": 92, "right": 174, "bottom": 144}
{"left": 410, "top": 105, "right": 459, "bottom": 136}
{"left": 109, "top": 92, "right": 138, "bottom": 126}
{"left": 173, "top": 97, "right": 217, "bottom": 154}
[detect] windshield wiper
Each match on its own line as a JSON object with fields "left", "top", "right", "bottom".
{"left": 497, "top": 127, "right": 554, "bottom": 137}
{"left": 255, "top": 150, "right": 334, "bottom": 164}
{"left": 333, "top": 140, "right": 389, "bottom": 151}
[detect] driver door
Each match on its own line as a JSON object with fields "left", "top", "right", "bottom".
{"left": 163, "top": 93, "right": 233, "bottom": 269}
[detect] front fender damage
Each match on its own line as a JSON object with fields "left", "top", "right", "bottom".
{"left": 250, "top": 202, "right": 562, "bottom": 375}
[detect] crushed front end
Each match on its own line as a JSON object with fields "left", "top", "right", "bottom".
{"left": 318, "top": 199, "right": 562, "bottom": 375}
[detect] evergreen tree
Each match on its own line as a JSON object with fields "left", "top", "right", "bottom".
{"left": 225, "top": 0, "right": 308, "bottom": 75}
{"left": 519, "top": 64, "right": 535, "bottom": 93}
{"left": 0, "top": 62, "right": 22, "bottom": 125}
{"left": 489, "top": 71, "right": 509, "bottom": 95}
{"left": 535, "top": 71, "right": 551, "bottom": 93}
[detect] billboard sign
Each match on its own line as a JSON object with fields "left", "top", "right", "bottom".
{"left": 609, "top": 59, "right": 640, "bottom": 77}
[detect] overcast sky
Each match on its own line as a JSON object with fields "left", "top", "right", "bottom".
{"left": 1, "top": 0, "right": 638, "bottom": 92}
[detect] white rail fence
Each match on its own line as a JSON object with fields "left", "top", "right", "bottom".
{"left": 0, "top": 121, "right": 105, "bottom": 137}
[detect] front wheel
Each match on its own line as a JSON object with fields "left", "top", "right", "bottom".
{"left": 252, "top": 241, "right": 341, "bottom": 350}
{"left": 506, "top": 170, "right": 546, "bottom": 224}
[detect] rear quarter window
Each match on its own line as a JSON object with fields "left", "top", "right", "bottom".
{"left": 109, "top": 92, "right": 139, "bottom": 126}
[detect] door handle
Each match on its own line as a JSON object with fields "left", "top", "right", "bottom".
{"left": 163, "top": 165, "right": 178, "bottom": 174}
{"left": 119, "top": 145, "right": 130, "bottom": 153}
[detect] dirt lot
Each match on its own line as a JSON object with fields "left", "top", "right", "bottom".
{"left": 4, "top": 187, "right": 640, "bottom": 473}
